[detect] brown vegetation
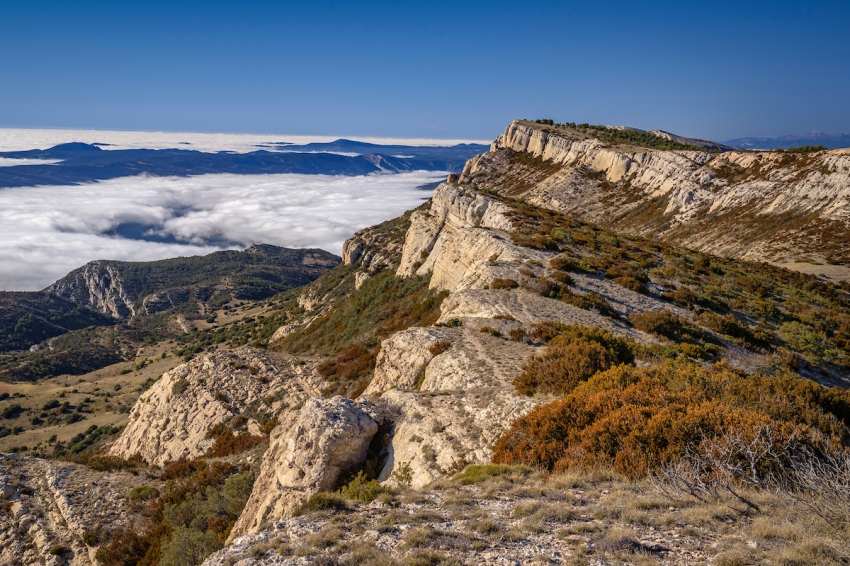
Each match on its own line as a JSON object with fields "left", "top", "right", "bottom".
{"left": 494, "top": 359, "right": 850, "bottom": 479}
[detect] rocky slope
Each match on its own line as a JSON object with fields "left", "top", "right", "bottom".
{"left": 458, "top": 120, "right": 850, "bottom": 275}
{"left": 0, "top": 453, "right": 155, "bottom": 566}
{"left": 224, "top": 182, "right": 693, "bottom": 539}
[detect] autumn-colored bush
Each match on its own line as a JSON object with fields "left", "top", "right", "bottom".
{"left": 550, "top": 270, "right": 573, "bottom": 285}
{"left": 429, "top": 341, "right": 451, "bottom": 356}
{"left": 493, "top": 360, "right": 850, "bottom": 479}
{"left": 318, "top": 343, "right": 378, "bottom": 398}
{"left": 514, "top": 325, "right": 637, "bottom": 397}
{"left": 629, "top": 310, "right": 713, "bottom": 346}
{"left": 508, "top": 328, "right": 527, "bottom": 342}
{"left": 612, "top": 276, "right": 648, "bottom": 294}
{"left": 549, "top": 255, "right": 594, "bottom": 273}
{"left": 514, "top": 339, "right": 618, "bottom": 396}
{"left": 530, "top": 321, "right": 563, "bottom": 343}
{"left": 605, "top": 266, "right": 649, "bottom": 283}
{"left": 660, "top": 286, "right": 699, "bottom": 308}
{"left": 561, "top": 292, "right": 619, "bottom": 319}
{"left": 491, "top": 278, "right": 519, "bottom": 290}
{"left": 259, "top": 416, "right": 279, "bottom": 435}
{"left": 204, "top": 426, "right": 265, "bottom": 458}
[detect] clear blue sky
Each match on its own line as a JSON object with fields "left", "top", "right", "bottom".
{"left": 1, "top": 0, "right": 848, "bottom": 141}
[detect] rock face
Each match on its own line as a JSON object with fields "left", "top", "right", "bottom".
{"left": 46, "top": 261, "right": 137, "bottom": 318}
{"left": 0, "top": 454, "right": 153, "bottom": 566}
{"left": 459, "top": 120, "right": 850, "bottom": 272}
{"left": 110, "top": 348, "right": 325, "bottom": 466}
{"left": 228, "top": 397, "right": 382, "bottom": 541}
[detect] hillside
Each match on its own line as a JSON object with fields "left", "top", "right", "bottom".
{"left": 46, "top": 244, "right": 339, "bottom": 319}
{"left": 457, "top": 120, "right": 850, "bottom": 278}
{"left": 1, "top": 129, "right": 850, "bottom": 565}
{"left": 0, "top": 245, "right": 339, "bottom": 382}
{"left": 0, "top": 292, "right": 115, "bottom": 353}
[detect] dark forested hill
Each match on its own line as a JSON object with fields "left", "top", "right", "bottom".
{"left": 0, "top": 140, "right": 488, "bottom": 188}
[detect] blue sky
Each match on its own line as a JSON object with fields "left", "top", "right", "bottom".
{"left": 1, "top": 0, "right": 848, "bottom": 141}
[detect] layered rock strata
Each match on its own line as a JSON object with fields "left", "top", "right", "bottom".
{"left": 460, "top": 120, "right": 850, "bottom": 271}
{"left": 110, "top": 347, "right": 325, "bottom": 466}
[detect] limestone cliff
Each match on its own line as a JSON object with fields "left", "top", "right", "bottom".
{"left": 459, "top": 120, "right": 850, "bottom": 275}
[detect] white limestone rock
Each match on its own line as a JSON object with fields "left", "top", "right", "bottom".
{"left": 110, "top": 348, "right": 325, "bottom": 466}
{"left": 227, "top": 396, "right": 382, "bottom": 540}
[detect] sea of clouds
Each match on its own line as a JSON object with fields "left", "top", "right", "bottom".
{"left": 0, "top": 171, "right": 444, "bottom": 291}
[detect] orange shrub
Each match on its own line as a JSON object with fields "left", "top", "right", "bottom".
{"left": 612, "top": 276, "right": 648, "bottom": 294}
{"left": 428, "top": 340, "right": 451, "bottom": 356}
{"left": 513, "top": 338, "right": 618, "bottom": 396}
{"left": 513, "top": 326, "right": 636, "bottom": 397}
{"left": 494, "top": 360, "right": 849, "bottom": 478}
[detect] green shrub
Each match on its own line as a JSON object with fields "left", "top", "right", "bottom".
{"left": 549, "top": 255, "right": 594, "bottom": 273}
{"left": 172, "top": 377, "right": 189, "bottom": 395}
{"left": 339, "top": 471, "right": 387, "bottom": 503}
{"left": 453, "top": 464, "right": 533, "bottom": 485}
{"left": 698, "top": 312, "right": 770, "bottom": 351}
{"left": 294, "top": 492, "right": 349, "bottom": 516}
{"left": 129, "top": 485, "right": 159, "bottom": 501}
{"left": 49, "top": 545, "right": 68, "bottom": 556}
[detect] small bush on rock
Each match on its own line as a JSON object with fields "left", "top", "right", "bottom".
{"left": 294, "top": 492, "right": 350, "bottom": 516}
{"left": 129, "top": 485, "right": 159, "bottom": 501}
{"left": 491, "top": 278, "right": 519, "bottom": 290}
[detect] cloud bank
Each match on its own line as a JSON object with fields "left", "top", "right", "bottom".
{"left": 0, "top": 171, "right": 444, "bottom": 291}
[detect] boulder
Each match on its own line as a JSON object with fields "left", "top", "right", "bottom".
{"left": 228, "top": 396, "right": 381, "bottom": 540}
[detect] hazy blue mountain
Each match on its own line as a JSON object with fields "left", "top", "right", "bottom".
{"left": 724, "top": 131, "right": 850, "bottom": 150}
{"left": 0, "top": 140, "right": 487, "bottom": 188}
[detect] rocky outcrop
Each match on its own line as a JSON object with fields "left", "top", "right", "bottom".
{"left": 140, "top": 287, "right": 190, "bottom": 315}
{"left": 45, "top": 245, "right": 341, "bottom": 318}
{"left": 227, "top": 397, "right": 383, "bottom": 541}
{"left": 343, "top": 223, "right": 407, "bottom": 289}
{"left": 460, "top": 120, "right": 850, "bottom": 272}
{"left": 378, "top": 388, "right": 537, "bottom": 488}
{"left": 361, "top": 327, "right": 451, "bottom": 397}
{"left": 46, "top": 261, "right": 137, "bottom": 318}
{"left": 110, "top": 348, "right": 325, "bottom": 466}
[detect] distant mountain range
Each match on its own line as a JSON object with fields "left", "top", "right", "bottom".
{"left": 0, "top": 139, "right": 489, "bottom": 188}
{"left": 724, "top": 131, "right": 850, "bottom": 150}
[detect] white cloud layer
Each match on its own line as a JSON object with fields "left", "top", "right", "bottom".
{"left": 0, "top": 158, "right": 62, "bottom": 167}
{"left": 0, "top": 128, "right": 490, "bottom": 153}
{"left": 0, "top": 171, "right": 444, "bottom": 291}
